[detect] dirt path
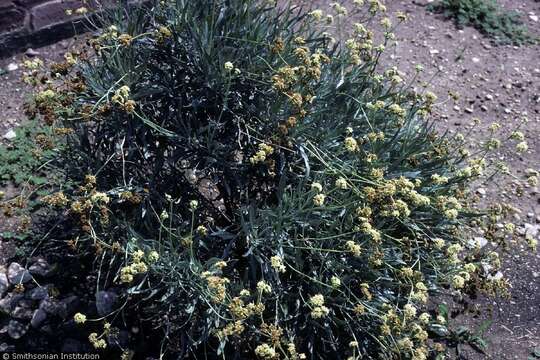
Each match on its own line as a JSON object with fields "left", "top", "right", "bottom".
{"left": 1, "top": 1, "right": 539, "bottom": 358}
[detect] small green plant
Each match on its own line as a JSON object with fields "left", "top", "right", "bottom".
{"left": 430, "top": 304, "right": 492, "bottom": 358}
{"left": 530, "top": 347, "right": 540, "bottom": 360}
{"left": 0, "top": 120, "right": 54, "bottom": 187}
{"left": 429, "top": 0, "right": 536, "bottom": 45}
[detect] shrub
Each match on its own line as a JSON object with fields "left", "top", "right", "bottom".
{"left": 21, "top": 0, "right": 529, "bottom": 358}
{"left": 428, "top": 0, "right": 537, "bottom": 45}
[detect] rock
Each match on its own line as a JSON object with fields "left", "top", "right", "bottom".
{"left": 0, "top": 293, "right": 23, "bottom": 313}
{"left": 96, "top": 291, "right": 117, "bottom": 317}
{"left": 29, "top": 258, "right": 54, "bottom": 277}
{"left": 488, "top": 271, "right": 503, "bottom": 281}
{"left": 7, "top": 320, "right": 28, "bottom": 339}
{"left": 464, "top": 107, "right": 474, "bottom": 113}
{"left": 429, "top": 49, "right": 440, "bottom": 55}
{"left": 485, "top": 94, "right": 493, "bottom": 101}
{"left": 530, "top": 14, "right": 538, "bottom": 22}
{"left": 0, "top": 272, "right": 9, "bottom": 297}
{"left": 58, "top": 295, "right": 79, "bottom": 319}
{"left": 62, "top": 338, "right": 85, "bottom": 352}
{"left": 480, "top": 105, "right": 488, "bottom": 111}
{"left": 524, "top": 224, "right": 539, "bottom": 239}
{"left": 30, "top": 309, "right": 47, "bottom": 328}
{"left": 7, "top": 263, "right": 31, "bottom": 284}
{"left": 25, "top": 48, "right": 40, "bottom": 56}
{"left": 28, "top": 286, "right": 49, "bottom": 300}
{"left": 12, "top": 306, "right": 33, "bottom": 320}
{"left": 472, "top": 57, "right": 480, "bottom": 63}
{"left": 3, "top": 130, "right": 16, "bottom": 140}
{"left": 6, "top": 63, "right": 18, "bottom": 72}
{"left": 476, "top": 188, "right": 486, "bottom": 196}
{"left": 39, "top": 298, "right": 60, "bottom": 315}
{"left": 468, "top": 236, "right": 488, "bottom": 249}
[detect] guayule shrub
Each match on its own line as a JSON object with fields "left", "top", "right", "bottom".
{"left": 25, "top": 0, "right": 529, "bottom": 358}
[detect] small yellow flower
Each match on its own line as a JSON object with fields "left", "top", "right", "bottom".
{"left": 451, "top": 274, "right": 465, "bottom": 289}
{"left": 189, "top": 200, "right": 199, "bottom": 210}
{"left": 196, "top": 225, "right": 208, "bottom": 236}
{"left": 74, "top": 7, "right": 88, "bottom": 15}
{"left": 344, "top": 137, "right": 358, "bottom": 152}
{"left": 313, "top": 193, "right": 326, "bottom": 206}
{"left": 335, "top": 177, "right": 348, "bottom": 190}
{"left": 311, "top": 182, "right": 323, "bottom": 193}
{"left": 74, "top": 313, "right": 87, "bottom": 324}
{"left": 270, "top": 256, "right": 286, "bottom": 273}
{"left": 224, "top": 62, "right": 234, "bottom": 71}
{"left": 516, "top": 141, "right": 528, "bottom": 153}
{"left": 148, "top": 251, "right": 159, "bottom": 263}
{"left": 309, "top": 9, "right": 323, "bottom": 20}
{"left": 255, "top": 344, "right": 276, "bottom": 359}
{"left": 330, "top": 276, "right": 341, "bottom": 288}
{"left": 309, "top": 294, "right": 325, "bottom": 307}
{"left": 257, "top": 280, "right": 272, "bottom": 294}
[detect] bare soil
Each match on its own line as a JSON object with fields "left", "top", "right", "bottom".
{"left": 0, "top": 1, "right": 539, "bottom": 358}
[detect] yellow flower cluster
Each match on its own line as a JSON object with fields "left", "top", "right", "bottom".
{"left": 110, "top": 87, "right": 134, "bottom": 115}
{"left": 250, "top": 143, "right": 274, "bottom": 164}
{"left": 202, "top": 272, "right": 230, "bottom": 302}
{"left": 270, "top": 256, "right": 286, "bottom": 273}
{"left": 309, "top": 294, "right": 330, "bottom": 319}
{"left": 120, "top": 250, "right": 149, "bottom": 284}
{"left": 74, "top": 312, "right": 87, "bottom": 324}
{"left": 42, "top": 192, "right": 69, "bottom": 207}
{"left": 88, "top": 333, "right": 107, "bottom": 349}
{"left": 345, "top": 240, "right": 362, "bottom": 257}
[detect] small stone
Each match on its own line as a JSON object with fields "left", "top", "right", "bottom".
{"left": 25, "top": 48, "right": 40, "bottom": 56}
{"left": 488, "top": 271, "right": 503, "bottom": 281}
{"left": 3, "top": 130, "right": 16, "bottom": 140}
{"left": 485, "top": 94, "right": 494, "bottom": 101}
{"left": 7, "top": 263, "right": 31, "bottom": 284}
{"left": 530, "top": 14, "right": 538, "bottom": 22}
{"left": 524, "top": 223, "right": 539, "bottom": 238}
{"left": 96, "top": 291, "right": 117, "bottom": 317}
{"left": 39, "top": 298, "right": 59, "bottom": 315}
{"left": 30, "top": 309, "right": 47, "bottom": 328}
{"left": 476, "top": 188, "right": 486, "bottom": 196}
{"left": 480, "top": 105, "right": 488, "bottom": 111}
{"left": 7, "top": 320, "right": 28, "bottom": 339}
{"left": 6, "top": 63, "right": 18, "bottom": 72}
{"left": 12, "top": 306, "right": 33, "bottom": 320}
{"left": 429, "top": 49, "right": 440, "bottom": 55}
{"left": 453, "top": 105, "right": 461, "bottom": 111}
{"left": 0, "top": 293, "right": 23, "bottom": 313}
{"left": 472, "top": 57, "right": 480, "bottom": 63}
{"left": 468, "top": 236, "right": 488, "bottom": 249}
{"left": 58, "top": 295, "right": 79, "bottom": 319}
{"left": 0, "top": 272, "right": 9, "bottom": 297}
{"left": 29, "top": 258, "right": 53, "bottom": 277}
{"left": 464, "top": 107, "right": 474, "bottom": 113}
{"left": 504, "top": 108, "right": 512, "bottom": 114}
{"left": 28, "top": 286, "right": 49, "bottom": 300}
